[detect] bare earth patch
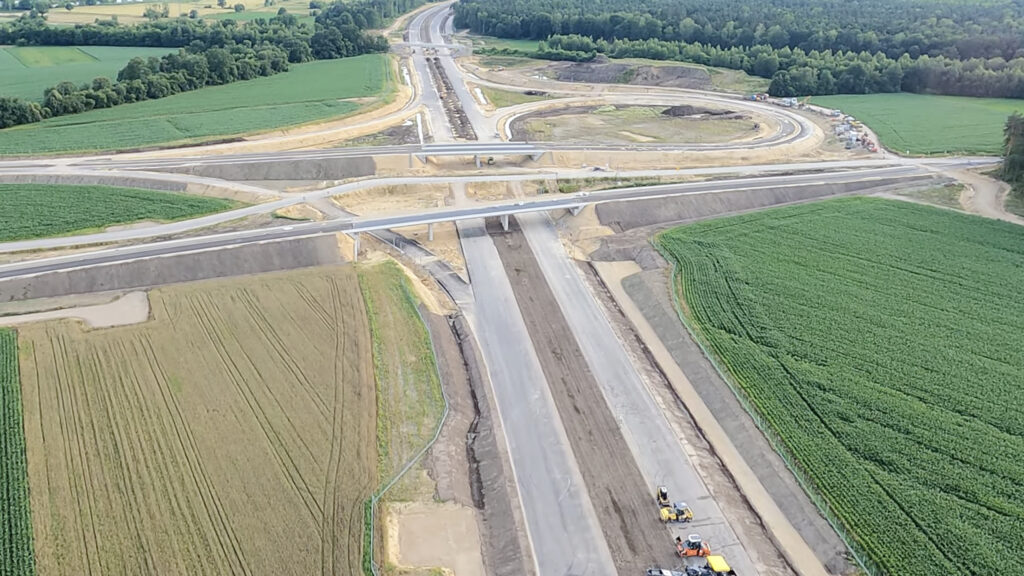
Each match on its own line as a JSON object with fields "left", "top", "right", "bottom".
{"left": 0, "top": 291, "right": 150, "bottom": 328}
{"left": 386, "top": 502, "right": 485, "bottom": 576}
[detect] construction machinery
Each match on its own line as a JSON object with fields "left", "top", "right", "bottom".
{"left": 745, "top": 93, "right": 769, "bottom": 101}
{"left": 656, "top": 486, "right": 671, "bottom": 507}
{"left": 646, "top": 570, "right": 686, "bottom": 576}
{"left": 659, "top": 502, "right": 693, "bottom": 523}
{"left": 684, "top": 556, "right": 736, "bottom": 576}
{"left": 675, "top": 534, "right": 711, "bottom": 558}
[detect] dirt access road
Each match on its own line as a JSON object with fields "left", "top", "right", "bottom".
{"left": 488, "top": 216, "right": 679, "bottom": 574}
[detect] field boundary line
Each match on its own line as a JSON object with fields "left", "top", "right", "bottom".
{"left": 362, "top": 290, "right": 450, "bottom": 576}
{"left": 652, "top": 238, "right": 883, "bottom": 576}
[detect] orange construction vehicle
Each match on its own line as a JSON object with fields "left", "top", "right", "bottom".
{"left": 676, "top": 534, "right": 711, "bottom": 558}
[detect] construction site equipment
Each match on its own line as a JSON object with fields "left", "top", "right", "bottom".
{"left": 745, "top": 93, "right": 769, "bottom": 101}
{"left": 682, "top": 555, "right": 736, "bottom": 576}
{"left": 646, "top": 569, "right": 686, "bottom": 576}
{"left": 659, "top": 502, "right": 693, "bottom": 523}
{"left": 798, "top": 96, "right": 812, "bottom": 108}
{"left": 676, "top": 534, "right": 711, "bottom": 558}
{"left": 656, "top": 486, "right": 670, "bottom": 507}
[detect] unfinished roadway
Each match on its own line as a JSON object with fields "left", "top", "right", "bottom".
{"left": 0, "top": 2, "right": 1003, "bottom": 575}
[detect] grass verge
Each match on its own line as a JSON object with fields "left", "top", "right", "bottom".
{"left": 0, "top": 54, "right": 389, "bottom": 155}
{"left": 479, "top": 85, "right": 552, "bottom": 108}
{"left": 657, "top": 197, "right": 1024, "bottom": 576}
{"left": 357, "top": 261, "right": 445, "bottom": 575}
{"left": 814, "top": 92, "right": 1024, "bottom": 155}
{"left": 0, "top": 184, "right": 242, "bottom": 242}
{"left": 1, "top": 329, "right": 34, "bottom": 576}
{"left": 890, "top": 182, "right": 965, "bottom": 209}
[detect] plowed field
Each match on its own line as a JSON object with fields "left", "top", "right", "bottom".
{"left": 18, "top": 267, "right": 377, "bottom": 576}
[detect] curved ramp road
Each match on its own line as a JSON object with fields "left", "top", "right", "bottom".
{"left": 0, "top": 1, "right": 1004, "bottom": 575}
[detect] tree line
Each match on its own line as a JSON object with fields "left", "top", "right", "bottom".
{"left": 456, "top": 0, "right": 1024, "bottom": 99}
{"left": 453, "top": 0, "right": 1024, "bottom": 61}
{"left": 524, "top": 35, "right": 1024, "bottom": 99}
{"left": 0, "top": 0, "right": 426, "bottom": 129}
{"left": 1004, "top": 115, "right": 1024, "bottom": 198}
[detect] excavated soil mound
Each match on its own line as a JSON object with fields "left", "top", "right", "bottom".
{"left": 662, "top": 104, "right": 735, "bottom": 117}
{"left": 545, "top": 59, "right": 712, "bottom": 89}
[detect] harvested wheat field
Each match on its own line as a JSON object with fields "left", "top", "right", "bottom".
{"left": 18, "top": 267, "right": 377, "bottom": 576}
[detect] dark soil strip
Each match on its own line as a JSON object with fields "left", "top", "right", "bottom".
{"left": 488, "top": 217, "right": 678, "bottom": 575}
{"left": 448, "top": 314, "right": 533, "bottom": 576}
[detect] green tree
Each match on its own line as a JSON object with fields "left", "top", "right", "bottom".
{"left": 1003, "top": 113, "right": 1024, "bottom": 184}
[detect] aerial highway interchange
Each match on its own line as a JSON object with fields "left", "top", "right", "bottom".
{"left": 0, "top": 2, "right": 1001, "bottom": 576}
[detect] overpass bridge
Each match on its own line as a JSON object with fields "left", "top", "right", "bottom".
{"left": 0, "top": 163, "right": 931, "bottom": 275}
{"left": 416, "top": 142, "right": 546, "bottom": 165}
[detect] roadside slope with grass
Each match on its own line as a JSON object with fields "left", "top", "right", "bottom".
{"left": 815, "top": 92, "right": 1024, "bottom": 155}
{"left": 0, "top": 54, "right": 390, "bottom": 155}
{"left": 0, "top": 184, "right": 241, "bottom": 242}
{"left": 658, "top": 197, "right": 1024, "bottom": 576}
{"left": 357, "top": 261, "right": 446, "bottom": 575}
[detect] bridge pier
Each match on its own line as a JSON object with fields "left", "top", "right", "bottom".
{"left": 347, "top": 232, "right": 360, "bottom": 261}
{"left": 569, "top": 205, "right": 584, "bottom": 216}
{"left": 500, "top": 214, "right": 509, "bottom": 231}
{"left": 427, "top": 222, "right": 434, "bottom": 242}
{"left": 474, "top": 154, "right": 481, "bottom": 168}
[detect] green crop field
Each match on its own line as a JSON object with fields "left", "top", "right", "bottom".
{"left": 0, "top": 54, "right": 389, "bottom": 155}
{"left": 0, "top": 329, "right": 34, "bottom": 576}
{"left": 0, "top": 184, "right": 240, "bottom": 241}
{"left": 658, "top": 197, "right": 1024, "bottom": 576}
{"left": 815, "top": 92, "right": 1024, "bottom": 155}
{"left": 0, "top": 45, "right": 177, "bottom": 101}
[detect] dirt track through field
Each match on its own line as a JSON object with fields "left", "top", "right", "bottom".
{"left": 488, "top": 217, "right": 678, "bottom": 574}
{"left": 18, "top": 267, "right": 376, "bottom": 576}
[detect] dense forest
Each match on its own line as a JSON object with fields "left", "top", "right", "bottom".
{"left": 454, "top": 0, "right": 1024, "bottom": 98}
{"left": 0, "top": 0, "right": 425, "bottom": 129}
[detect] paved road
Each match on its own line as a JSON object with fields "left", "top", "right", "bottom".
{"left": 518, "top": 209, "right": 759, "bottom": 572}
{"left": 412, "top": 10, "right": 620, "bottom": 574}
{"left": 0, "top": 163, "right": 954, "bottom": 254}
{"left": 458, "top": 216, "right": 617, "bottom": 576}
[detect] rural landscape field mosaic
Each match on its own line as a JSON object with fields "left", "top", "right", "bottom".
{"left": 659, "top": 197, "right": 1024, "bottom": 576}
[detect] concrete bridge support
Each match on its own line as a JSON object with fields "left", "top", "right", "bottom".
{"left": 569, "top": 205, "right": 584, "bottom": 216}
{"left": 500, "top": 214, "right": 509, "bottom": 231}
{"left": 347, "top": 232, "right": 360, "bottom": 261}
{"left": 427, "top": 222, "right": 435, "bottom": 242}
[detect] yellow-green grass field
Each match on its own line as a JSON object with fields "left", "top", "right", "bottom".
{"left": 0, "top": 53, "right": 390, "bottom": 155}
{"left": 0, "top": 45, "right": 177, "bottom": 101}
{"left": 815, "top": 92, "right": 1024, "bottom": 155}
